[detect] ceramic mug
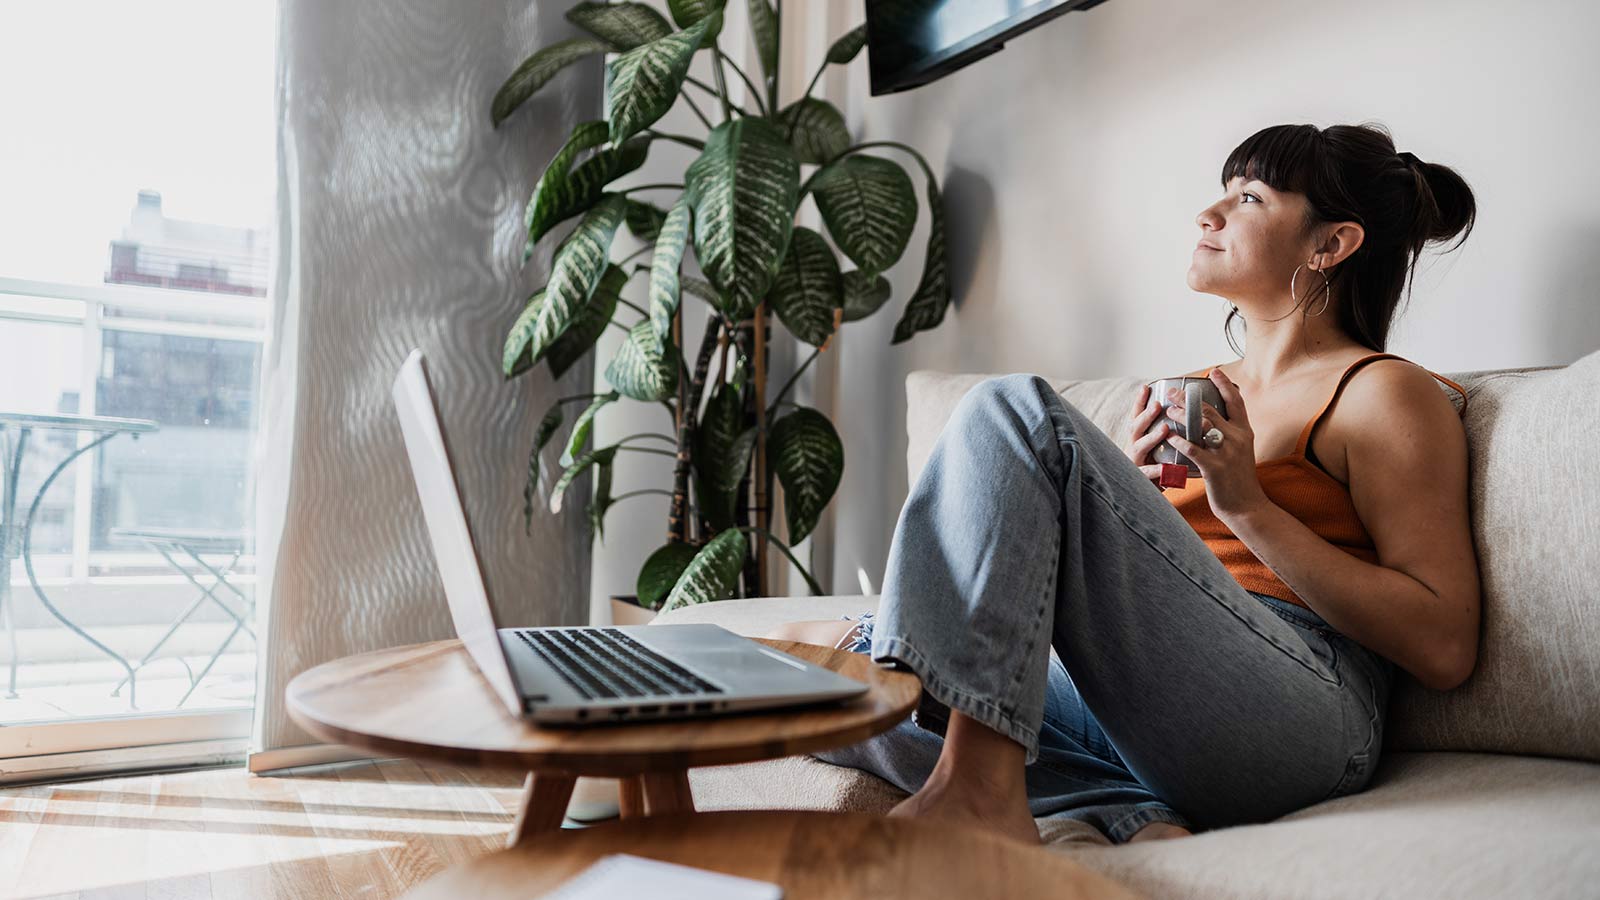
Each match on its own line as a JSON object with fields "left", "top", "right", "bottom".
{"left": 1143, "top": 377, "right": 1228, "bottom": 477}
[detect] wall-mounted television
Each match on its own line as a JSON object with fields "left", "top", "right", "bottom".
{"left": 866, "top": 0, "right": 1115, "bottom": 96}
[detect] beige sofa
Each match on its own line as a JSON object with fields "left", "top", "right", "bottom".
{"left": 653, "top": 349, "right": 1600, "bottom": 899}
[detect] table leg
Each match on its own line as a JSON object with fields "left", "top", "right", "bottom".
{"left": 618, "top": 776, "right": 645, "bottom": 818}
{"left": 507, "top": 772, "right": 576, "bottom": 848}
{"left": 640, "top": 770, "right": 695, "bottom": 816}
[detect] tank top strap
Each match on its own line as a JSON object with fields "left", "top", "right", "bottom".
{"left": 1292, "top": 353, "right": 1407, "bottom": 457}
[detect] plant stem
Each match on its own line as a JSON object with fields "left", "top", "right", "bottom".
{"left": 615, "top": 432, "right": 678, "bottom": 446}
{"left": 735, "top": 525, "right": 823, "bottom": 595}
{"left": 615, "top": 296, "right": 649, "bottom": 319}
{"left": 765, "top": 345, "right": 819, "bottom": 420}
{"left": 644, "top": 128, "right": 706, "bottom": 150}
{"left": 611, "top": 488, "right": 673, "bottom": 503}
{"left": 617, "top": 244, "right": 653, "bottom": 266}
{"left": 670, "top": 314, "right": 724, "bottom": 544}
{"left": 770, "top": 0, "right": 782, "bottom": 115}
{"left": 620, "top": 182, "right": 685, "bottom": 195}
{"left": 838, "top": 140, "right": 939, "bottom": 184}
{"left": 684, "top": 75, "right": 721, "bottom": 102}
{"left": 719, "top": 52, "right": 768, "bottom": 115}
{"left": 709, "top": 42, "right": 735, "bottom": 122}
{"left": 681, "top": 90, "right": 716, "bottom": 130}
{"left": 619, "top": 446, "right": 678, "bottom": 458}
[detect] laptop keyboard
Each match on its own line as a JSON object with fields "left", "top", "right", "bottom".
{"left": 514, "top": 628, "right": 724, "bottom": 700}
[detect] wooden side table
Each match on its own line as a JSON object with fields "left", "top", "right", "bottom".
{"left": 400, "top": 810, "right": 1146, "bottom": 900}
{"left": 285, "top": 637, "right": 920, "bottom": 847}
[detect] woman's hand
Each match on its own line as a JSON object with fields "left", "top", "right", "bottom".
{"left": 1124, "top": 383, "right": 1174, "bottom": 492}
{"left": 1165, "top": 369, "right": 1271, "bottom": 522}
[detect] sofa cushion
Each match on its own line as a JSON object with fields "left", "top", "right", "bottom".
{"left": 906, "top": 349, "right": 1600, "bottom": 762}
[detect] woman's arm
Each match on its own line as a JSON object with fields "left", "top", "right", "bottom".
{"left": 1224, "top": 361, "right": 1481, "bottom": 691}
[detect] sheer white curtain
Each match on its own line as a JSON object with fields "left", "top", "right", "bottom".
{"left": 250, "top": 0, "right": 599, "bottom": 769}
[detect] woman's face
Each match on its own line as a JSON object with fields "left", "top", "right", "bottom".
{"left": 1185, "top": 175, "right": 1319, "bottom": 309}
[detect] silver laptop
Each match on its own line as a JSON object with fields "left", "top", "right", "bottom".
{"left": 392, "top": 348, "right": 867, "bottom": 724}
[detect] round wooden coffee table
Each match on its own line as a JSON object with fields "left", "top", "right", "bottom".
{"left": 399, "top": 810, "right": 1144, "bottom": 899}
{"left": 285, "top": 637, "right": 920, "bottom": 847}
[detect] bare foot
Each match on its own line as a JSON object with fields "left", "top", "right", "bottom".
{"left": 1126, "top": 821, "right": 1192, "bottom": 843}
{"left": 889, "top": 776, "right": 1042, "bottom": 846}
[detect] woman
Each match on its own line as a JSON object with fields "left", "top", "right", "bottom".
{"left": 765, "top": 122, "right": 1482, "bottom": 846}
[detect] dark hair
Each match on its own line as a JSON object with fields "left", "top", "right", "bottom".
{"left": 1217, "top": 122, "right": 1476, "bottom": 356}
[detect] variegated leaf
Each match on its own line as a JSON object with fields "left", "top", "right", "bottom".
{"left": 777, "top": 97, "right": 850, "bottom": 165}
{"left": 523, "top": 400, "right": 566, "bottom": 533}
{"left": 666, "top": 0, "right": 727, "bottom": 41}
{"left": 605, "top": 13, "right": 719, "bottom": 144}
{"left": 746, "top": 0, "right": 778, "bottom": 79}
{"left": 825, "top": 24, "right": 867, "bottom": 65}
{"left": 604, "top": 319, "right": 680, "bottom": 402}
{"left": 521, "top": 193, "right": 628, "bottom": 368}
{"left": 492, "top": 37, "right": 614, "bottom": 127}
{"left": 546, "top": 264, "right": 627, "bottom": 380}
{"left": 566, "top": 2, "right": 672, "bottom": 50}
{"left": 681, "top": 275, "right": 719, "bottom": 306}
{"left": 624, "top": 198, "right": 669, "bottom": 242}
{"left": 891, "top": 177, "right": 950, "bottom": 344}
{"left": 550, "top": 444, "right": 617, "bottom": 515}
{"left": 648, "top": 193, "right": 694, "bottom": 341}
{"left": 809, "top": 154, "right": 917, "bottom": 277}
{"left": 769, "top": 406, "right": 842, "bottom": 546}
{"left": 841, "top": 268, "right": 892, "bottom": 322}
{"left": 685, "top": 117, "right": 800, "bottom": 320}
{"left": 768, "top": 226, "right": 841, "bottom": 347}
{"left": 661, "top": 527, "right": 748, "bottom": 611}
{"left": 637, "top": 541, "right": 699, "bottom": 610}
{"left": 524, "top": 134, "right": 648, "bottom": 258}
{"left": 503, "top": 289, "right": 548, "bottom": 377}
{"left": 562, "top": 389, "right": 620, "bottom": 466}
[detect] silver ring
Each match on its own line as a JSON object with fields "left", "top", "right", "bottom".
{"left": 1202, "top": 427, "right": 1224, "bottom": 447}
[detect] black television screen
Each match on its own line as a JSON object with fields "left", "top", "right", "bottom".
{"left": 866, "top": 0, "right": 1114, "bottom": 96}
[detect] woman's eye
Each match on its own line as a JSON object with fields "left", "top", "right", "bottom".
{"left": 1241, "top": 193, "right": 1260, "bottom": 203}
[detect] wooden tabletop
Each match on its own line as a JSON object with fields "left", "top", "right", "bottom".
{"left": 286, "top": 637, "right": 922, "bottom": 777}
{"left": 401, "top": 810, "right": 1144, "bottom": 900}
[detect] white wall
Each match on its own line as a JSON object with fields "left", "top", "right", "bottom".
{"left": 797, "top": 0, "right": 1600, "bottom": 598}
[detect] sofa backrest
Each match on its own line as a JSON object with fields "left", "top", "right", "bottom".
{"left": 905, "top": 349, "right": 1600, "bottom": 763}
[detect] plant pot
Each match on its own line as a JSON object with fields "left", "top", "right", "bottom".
{"left": 609, "top": 594, "right": 657, "bottom": 626}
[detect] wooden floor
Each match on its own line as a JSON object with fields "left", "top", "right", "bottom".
{"left": 1, "top": 759, "right": 533, "bottom": 899}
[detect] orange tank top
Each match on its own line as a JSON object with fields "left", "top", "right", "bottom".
{"left": 1163, "top": 353, "right": 1468, "bottom": 609}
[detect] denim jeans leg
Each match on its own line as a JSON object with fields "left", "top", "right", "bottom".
{"left": 866, "top": 373, "right": 1369, "bottom": 834}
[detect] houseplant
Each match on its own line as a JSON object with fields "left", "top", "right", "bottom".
{"left": 493, "top": 1, "right": 949, "bottom": 613}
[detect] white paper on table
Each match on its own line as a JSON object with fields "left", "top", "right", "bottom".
{"left": 538, "top": 853, "right": 784, "bottom": 900}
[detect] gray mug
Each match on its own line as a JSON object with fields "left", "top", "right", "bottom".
{"left": 1143, "top": 377, "right": 1228, "bottom": 476}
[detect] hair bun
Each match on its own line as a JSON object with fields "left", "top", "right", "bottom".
{"left": 1396, "top": 150, "right": 1423, "bottom": 169}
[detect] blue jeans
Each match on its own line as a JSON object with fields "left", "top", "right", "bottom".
{"left": 813, "top": 374, "right": 1396, "bottom": 844}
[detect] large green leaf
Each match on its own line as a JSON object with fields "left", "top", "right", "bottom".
{"left": 769, "top": 406, "right": 843, "bottom": 546}
{"left": 648, "top": 193, "right": 694, "bottom": 341}
{"left": 507, "top": 194, "right": 628, "bottom": 374}
{"left": 522, "top": 121, "right": 609, "bottom": 252}
{"left": 825, "top": 24, "right": 868, "bottom": 65}
{"left": 503, "top": 290, "right": 548, "bottom": 377}
{"left": 550, "top": 444, "right": 618, "bottom": 515}
{"left": 661, "top": 527, "right": 748, "bottom": 611}
{"left": 523, "top": 400, "right": 567, "bottom": 533}
{"left": 566, "top": 2, "right": 672, "bottom": 50}
{"left": 777, "top": 97, "right": 850, "bottom": 165}
{"left": 523, "top": 132, "right": 649, "bottom": 259}
{"left": 840, "top": 268, "right": 892, "bottom": 322}
{"left": 808, "top": 154, "right": 917, "bottom": 277}
{"left": 637, "top": 542, "right": 700, "bottom": 610}
{"left": 605, "top": 13, "right": 720, "bottom": 144}
{"left": 666, "top": 0, "right": 727, "bottom": 41}
{"left": 604, "top": 319, "right": 680, "bottom": 401}
{"left": 767, "top": 226, "right": 842, "bottom": 347}
{"left": 562, "top": 390, "right": 620, "bottom": 467}
{"left": 624, "top": 198, "right": 669, "bottom": 242}
{"left": 692, "top": 383, "right": 754, "bottom": 529}
{"left": 492, "top": 37, "right": 614, "bottom": 127}
{"left": 545, "top": 264, "right": 627, "bottom": 380}
{"left": 746, "top": 0, "right": 778, "bottom": 79}
{"left": 891, "top": 178, "right": 950, "bottom": 344}
{"left": 684, "top": 117, "right": 800, "bottom": 320}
